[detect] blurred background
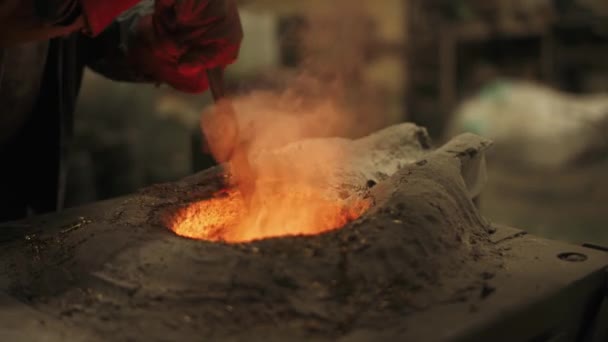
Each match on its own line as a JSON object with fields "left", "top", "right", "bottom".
{"left": 66, "top": 0, "right": 608, "bottom": 245}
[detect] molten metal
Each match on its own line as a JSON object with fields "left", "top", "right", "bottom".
{"left": 166, "top": 186, "right": 370, "bottom": 243}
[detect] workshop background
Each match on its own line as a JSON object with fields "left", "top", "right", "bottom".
{"left": 67, "top": 0, "right": 608, "bottom": 245}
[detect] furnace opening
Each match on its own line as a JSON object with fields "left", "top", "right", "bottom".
{"left": 164, "top": 186, "right": 372, "bottom": 244}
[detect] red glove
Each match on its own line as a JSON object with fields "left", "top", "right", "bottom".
{"left": 127, "top": 0, "right": 243, "bottom": 93}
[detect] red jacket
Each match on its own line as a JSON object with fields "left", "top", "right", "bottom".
{"left": 0, "top": 0, "right": 242, "bottom": 221}
{"left": 0, "top": 0, "right": 140, "bottom": 45}
{"left": 0, "top": 1, "right": 151, "bottom": 221}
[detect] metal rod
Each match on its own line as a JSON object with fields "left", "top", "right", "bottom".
{"left": 206, "top": 67, "right": 226, "bottom": 102}
{"left": 204, "top": 67, "right": 256, "bottom": 205}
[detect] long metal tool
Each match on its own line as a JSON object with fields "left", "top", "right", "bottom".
{"left": 205, "top": 67, "right": 256, "bottom": 205}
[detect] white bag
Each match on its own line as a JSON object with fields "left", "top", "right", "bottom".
{"left": 447, "top": 79, "right": 608, "bottom": 168}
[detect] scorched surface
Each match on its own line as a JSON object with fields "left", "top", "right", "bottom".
{"left": 0, "top": 126, "right": 504, "bottom": 341}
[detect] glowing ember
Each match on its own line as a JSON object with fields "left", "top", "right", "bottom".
{"left": 166, "top": 186, "right": 371, "bottom": 243}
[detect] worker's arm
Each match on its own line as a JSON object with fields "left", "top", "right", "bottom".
{"left": 0, "top": 0, "right": 139, "bottom": 46}
{"left": 81, "top": 0, "right": 243, "bottom": 93}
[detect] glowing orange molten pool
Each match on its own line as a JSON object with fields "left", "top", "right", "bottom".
{"left": 166, "top": 186, "right": 371, "bottom": 243}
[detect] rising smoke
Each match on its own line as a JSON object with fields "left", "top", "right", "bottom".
{"left": 204, "top": 0, "right": 392, "bottom": 161}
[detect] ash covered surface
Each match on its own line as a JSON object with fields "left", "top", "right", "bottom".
{"left": 0, "top": 124, "right": 501, "bottom": 341}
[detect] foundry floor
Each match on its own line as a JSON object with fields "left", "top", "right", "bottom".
{"left": 0, "top": 167, "right": 606, "bottom": 341}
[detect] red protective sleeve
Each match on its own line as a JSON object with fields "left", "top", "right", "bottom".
{"left": 79, "top": 0, "right": 141, "bottom": 36}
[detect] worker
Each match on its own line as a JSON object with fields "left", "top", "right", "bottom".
{"left": 0, "top": 0, "right": 243, "bottom": 222}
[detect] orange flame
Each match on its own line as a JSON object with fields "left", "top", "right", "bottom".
{"left": 166, "top": 185, "right": 370, "bottom": 243}
{"left": 175, "top": 79, "right": 377, "bottom": 243}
